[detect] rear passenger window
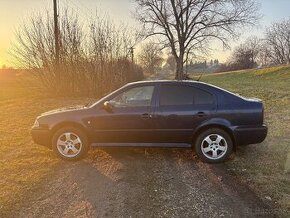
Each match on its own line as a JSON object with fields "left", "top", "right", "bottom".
{"left": 159, "top": 85, "right": 214, "bottom": 106}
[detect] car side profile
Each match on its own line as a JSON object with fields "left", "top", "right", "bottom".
{"left": 31, "top": 80, "right": 267, "bottom": 163}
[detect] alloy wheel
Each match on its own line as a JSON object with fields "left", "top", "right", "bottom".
{"left": 56, "top": 132, "right": 83, "bottom": 158}
{"left": 201, "top": 134, "right": 228, "bottom": 160}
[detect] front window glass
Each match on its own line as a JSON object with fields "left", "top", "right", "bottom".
{"left": 110, "top": 86, "right": 154, "bottom": 107}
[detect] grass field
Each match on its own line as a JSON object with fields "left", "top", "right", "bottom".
{"left": 198, "top": 66, "right": 290, "bottom": 211}
{"left": 0, "top": 66, "right": 290, "bottom": 216}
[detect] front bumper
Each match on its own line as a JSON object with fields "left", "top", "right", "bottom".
{"left": 31, "top": 128, "right": 52, "bottom": 148}
{"left": 233, "top": 125, "right": 268, "bottom": 146}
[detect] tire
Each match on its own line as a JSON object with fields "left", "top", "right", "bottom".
{"left": 52, "top": 127, "right": 89, "bottom": 161}
{"left": 195, "top": 128, "right": 233, "bottom": 163}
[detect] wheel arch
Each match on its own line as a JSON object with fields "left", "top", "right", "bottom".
{"left": 193, "top": 123, "right": 236, "bottom": 151}
{"left": 51, "top": 121, "right": 88, "bottom": 140}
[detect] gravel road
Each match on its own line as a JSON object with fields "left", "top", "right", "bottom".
{"left": 15, "top": 148, "right": 275, "bottom": 218}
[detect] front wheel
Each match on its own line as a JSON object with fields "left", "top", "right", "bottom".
{"left": 52, "top": 127, "right": 89, "bottom": 161}
{"left": 195, "top": 128, "right": 233, "bottom": 163}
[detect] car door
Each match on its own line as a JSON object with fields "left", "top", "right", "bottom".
{"left": 90, "top": 85, "right": 157, "bottom": 143}
{"left": 152, "top": 84, "right": 216, "bottom": 143}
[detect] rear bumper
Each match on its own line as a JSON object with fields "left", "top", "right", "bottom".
{"left": 31, "top": 128, "right": 52, "bottom": 148}
{"left": 233, "top": 125, "right": 268, "bottom": 146}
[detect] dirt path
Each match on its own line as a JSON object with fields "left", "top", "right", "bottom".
{"left": 15, "top": 148, "right": 275, "bottom": 218}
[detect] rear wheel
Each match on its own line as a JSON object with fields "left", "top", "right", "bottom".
{"left": 52, "top": 127, "right": 89, "bottom": 161}
{"left": 195, "top": 128, "right": 233, "bottom": 163}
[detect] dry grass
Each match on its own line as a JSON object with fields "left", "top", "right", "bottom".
{"left": 0, "top": 70, "right": 91, "bottom": 216}
{"left": 0, "top": 66, "right": 290, "bottom": 216}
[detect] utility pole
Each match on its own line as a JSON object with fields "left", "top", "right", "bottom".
{"left": 129, "top": 46, "right": 135, "bottom": 64}
{"left": 53, "top": 0, "right": 60, "bottom": 70}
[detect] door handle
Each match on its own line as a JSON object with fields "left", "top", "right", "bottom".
{"left": 141, "top": 113, "right": 152, "bottom": 119}
{"left": 197, "top": 112, "right": 207, "bottom": 117}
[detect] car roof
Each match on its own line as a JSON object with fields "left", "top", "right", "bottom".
{"left": 126, "top": 80, "right": 240, "bottom": 98}
{"left": 127, "top": 80, "right": 201, "bottom": 86}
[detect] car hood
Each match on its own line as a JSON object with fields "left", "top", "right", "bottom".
{"left": 40, "top": 105, "right": 87, "bottom": 117}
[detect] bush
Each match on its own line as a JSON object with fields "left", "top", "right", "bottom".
{"left": 11, "top": 9, "right": 143, "bottom": 97}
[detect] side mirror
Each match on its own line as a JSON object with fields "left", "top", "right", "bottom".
{"left": 103, "top": 101, "right": 114, "bottom": 112}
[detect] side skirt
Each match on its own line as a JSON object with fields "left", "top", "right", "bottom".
{"left": 90, "top": 143, "right": 192, "bottom": 148}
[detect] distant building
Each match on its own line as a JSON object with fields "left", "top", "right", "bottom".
{"left": 185, "top": 59, "right": 221, "bottom": 74}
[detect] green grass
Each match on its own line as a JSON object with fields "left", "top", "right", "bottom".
{"left": 193, "top": 66, "right": 290, "bottom": 211}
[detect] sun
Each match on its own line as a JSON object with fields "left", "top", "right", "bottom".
{"left": 0, "top": 58, "right": 5, "bottom": 68}
{"left": 0, "top": 58, "right": 9, "bottom": 69}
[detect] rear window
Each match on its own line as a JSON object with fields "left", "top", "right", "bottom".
{"left": 159, "top": 85, "right": 214, "bottom": 106}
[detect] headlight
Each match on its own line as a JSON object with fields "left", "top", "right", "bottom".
{"left": 33, "top": 119, "right": 40, "bottom": 128}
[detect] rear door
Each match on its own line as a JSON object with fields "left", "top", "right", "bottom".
{"left": 152, "top": 84, "right": 216, "bottom": 143}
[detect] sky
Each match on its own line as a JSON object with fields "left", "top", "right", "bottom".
{"left": 0, "top": 0, "right": 290, "bottom": 67}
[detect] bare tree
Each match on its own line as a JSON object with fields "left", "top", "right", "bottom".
{"left": 231, "top": 47, "right": 255, "bottom": 70}
{"left": 258, "top": 41, "right": 272, "bottom": 67}
{"left": 226, "top": 36, "right": 261, "bottom": 70}
{"left": 264, "top": 19, "right": 290, "bottom": 65}
{"left": 246, "top": 36, "right": 261, "bottom": 66}
{"left": 10, "top": 10, "right": 86, "bottom": 93}
{"left": 138, "top": 42, "right": 163, "bottom": 75}
{"left": 134, "top": 0, "right": 260, "bottom": 80}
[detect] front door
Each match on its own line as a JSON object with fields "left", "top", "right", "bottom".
{"left": 90, "top": 85, "right": 156, "bottom": 143}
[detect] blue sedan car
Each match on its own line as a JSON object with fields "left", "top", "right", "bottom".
{"left": 31, "top": 80, "right": 267, "bottom": 163}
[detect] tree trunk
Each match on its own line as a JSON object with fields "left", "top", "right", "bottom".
{"left": 175, "top": 56, "right": 184, "bottom": 80}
